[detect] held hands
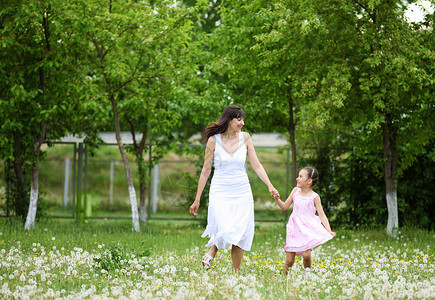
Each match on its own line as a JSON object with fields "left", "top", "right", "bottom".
{"left": 189, "top": 200, "right": 200, "bottom": 216}
{"left": 273, "top": 193, "right": 281, "bottom": 201}
{"left": 269, "top": 186, "right": 279, "bottom": 200}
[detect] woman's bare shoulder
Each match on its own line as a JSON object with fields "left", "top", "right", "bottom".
{"left": 242, "top": 132, "right": 252, "bottom": 143}
{"left": 206, "top": 135, "right": 216, "bottom": 147}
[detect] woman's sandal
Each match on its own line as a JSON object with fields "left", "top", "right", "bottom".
{"left": 202, "top": 254, "right": 214, "bottom": 270}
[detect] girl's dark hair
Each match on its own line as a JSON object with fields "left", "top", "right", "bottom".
{"left": 204, "top": 105, "right": 245, "bottom": 140}
{"left": 303, "top": 166, "right": 319, "bottom": 187}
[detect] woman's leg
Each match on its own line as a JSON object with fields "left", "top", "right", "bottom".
{"left": 231, "top": 245, "right": 244, "bottom": 271}
{"left": 284, "top": 252, "right": 295, "bottom": 275}
{"left": 202, "top": 244, "right": 218, "bottom": 269}
{"left": 207, "top": 244, "right": 218, "bottom": 258}
{"left": 302, "top": 249, "right": 312, "bottom": 269}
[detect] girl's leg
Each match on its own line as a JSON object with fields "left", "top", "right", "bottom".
{"left": 302, "top": 249, "right": 312, "bottom": 269}
{"left": 284, "top": 252, "right": 295, "bottom": 275}
{"left": 231, "top": 245, "right": 244, "bottom": 271}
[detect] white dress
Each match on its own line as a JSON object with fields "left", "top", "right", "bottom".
{"left": 201, "top": 132, "right": 255, "bottom": 251}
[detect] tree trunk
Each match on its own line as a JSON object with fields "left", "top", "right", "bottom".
{"left": 111, "top": 95, "right": 140, "bottom": 232}
{"left": 126, "top": 117, "right": 148, "bottom": 224}
{"left": 24, "top": 121, "right": 45, "bottom": 230}
{"left": 382, "top": 120, "right": 399, "bottom": 237}
{"left": 137, "top": 152, "right": 147, "bottom": 223}
{"left": 24, "top": 161, "right": 40, "bottom": 230}
{"left": 13, "top": 134, "right": 27, "bottom": 218}
{"left": 24, "top": 12, "right": 50, "bottom": 229}
{"left": 139, "top": 180, "right": 147, "bottom": 223}
{"left": 288, "top": 96, "right": 297, "bottom": 188}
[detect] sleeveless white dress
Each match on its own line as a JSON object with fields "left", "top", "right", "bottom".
{"left": 201, "top": 132, "right": 255, "bottom": 251}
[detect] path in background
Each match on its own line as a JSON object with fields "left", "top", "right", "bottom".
{"left": 61, "top": 132, "right": 288, "bottom": 147}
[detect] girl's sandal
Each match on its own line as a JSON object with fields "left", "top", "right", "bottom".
{"left": 202, "top": 254, "right": 214, "bottom": 270}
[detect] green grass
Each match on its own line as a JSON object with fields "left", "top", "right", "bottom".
{"left": 0, "top": 219, "right": 433, "bottom": 299}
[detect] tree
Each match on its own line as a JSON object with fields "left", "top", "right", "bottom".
{"left": 121, "top": 3, "right": 197, "bottom": 221}
{"left": 80, "top": 0, "right": 198, "bottom": 229}
{"left": 307, "top": 0, "right": 435, "bottom": 235}
{"left": 0, "top": 0, "right": 105, "bottom": 228}
{"left": 205, "top": 0, "right": 350, "bottom": 189}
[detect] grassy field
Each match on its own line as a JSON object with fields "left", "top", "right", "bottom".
{"left": 0, "top": 219, "right": 433, "bottom": 299}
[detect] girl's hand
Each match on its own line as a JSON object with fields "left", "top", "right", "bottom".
{"left": 330, "top": 231, "right": 336, "bottom": 237}
{"left": 189, "top": 200, "right": 200, "bottom": 216}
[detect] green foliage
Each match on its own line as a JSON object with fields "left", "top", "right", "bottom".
{"left": 1, "top": 0, "right": 433, "bottom": 230}
{"left": 297, "top": 134, "right": 435, "bottom": 230}
{"left": 94, "top": 243, "right": 151, "bottom": 272}
{"left": 0, "top": 0, "right": 107, "bottom": 219}
{"left": 398, "top": 143, "right": 435, "bottom": 230}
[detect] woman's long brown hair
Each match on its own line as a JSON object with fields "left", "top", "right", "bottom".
{"left": 204, "top": 105, "right": 245, "bottom": 140}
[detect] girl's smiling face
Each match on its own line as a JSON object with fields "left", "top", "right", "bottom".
{"left": 296, "top": 169, "right": 312, "bottom": 188}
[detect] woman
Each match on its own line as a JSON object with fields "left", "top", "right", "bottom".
{"left": 189, "top": 105, "right": 279, "bottom": 271}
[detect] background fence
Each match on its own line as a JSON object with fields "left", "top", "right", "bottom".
{"left": 0, "top": 139, "right": 291, "bottom": 223}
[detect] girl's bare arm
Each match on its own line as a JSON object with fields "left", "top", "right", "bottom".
{"left": 314, "top": 196, "right": 336, "bottom": 236}
{"left": 274, "top": 187, "right": 298, "bottom": 211}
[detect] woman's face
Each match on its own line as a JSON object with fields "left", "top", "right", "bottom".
{"left": 228, "top": 117, "right": 244, "bottom": 132}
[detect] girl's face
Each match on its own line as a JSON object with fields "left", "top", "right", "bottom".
{"left": 228, "top": 117, "right": 244, "bottom": 132}
{"left": 296, "top": 169, "right": 312, "bottom": 189}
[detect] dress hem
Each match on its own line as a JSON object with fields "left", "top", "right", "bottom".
{"left": 201, "top": 226, "right": 253, "bottom": 251}
{"left": 284, "top": 235, "right": 333, "bottom": 255}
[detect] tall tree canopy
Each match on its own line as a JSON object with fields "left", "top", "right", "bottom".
{"left": 0, "top": 0, "right": 106, "bottom": 227}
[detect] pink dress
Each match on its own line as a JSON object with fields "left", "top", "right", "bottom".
{"left": 284, "top": 188, "right": 333, "bottom": 255}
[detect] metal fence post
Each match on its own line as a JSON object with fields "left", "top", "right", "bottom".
{"left": 76, "top": 143, "right": 83, "bottom": 222}
{"left": 147, "top": 144, "right": 152, "bottom": 219}
{"left": 152, "top": 164, "right": 159, "bottom": 213}
{"left": 63, "top": 159, "right": 70, "bottom": 207}
{"left": 83, "top": 145, "right": 89, "bottom": 217}
{"left": 110, "top": 161, "right": 114, "bottom": 205}
{"left": 72, "top": 143, "right": 77, "bottom": 218}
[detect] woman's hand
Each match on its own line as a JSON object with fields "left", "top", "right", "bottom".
{"left": 189, "top": 200, "right": 200, "bottom": 216}
{"left": 330, "top": 231, "right": 336, "bottom": 237}
{"left": 269, "top": 186, "right": 279, "bottom": 199}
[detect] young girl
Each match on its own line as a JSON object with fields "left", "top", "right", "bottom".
{"left": 274, "top": 166, "right": 336, "bottom": 275}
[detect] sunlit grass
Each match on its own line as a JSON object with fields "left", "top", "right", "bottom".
{"left": 0, "top": 220, "right": 433, "bottom": 299}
